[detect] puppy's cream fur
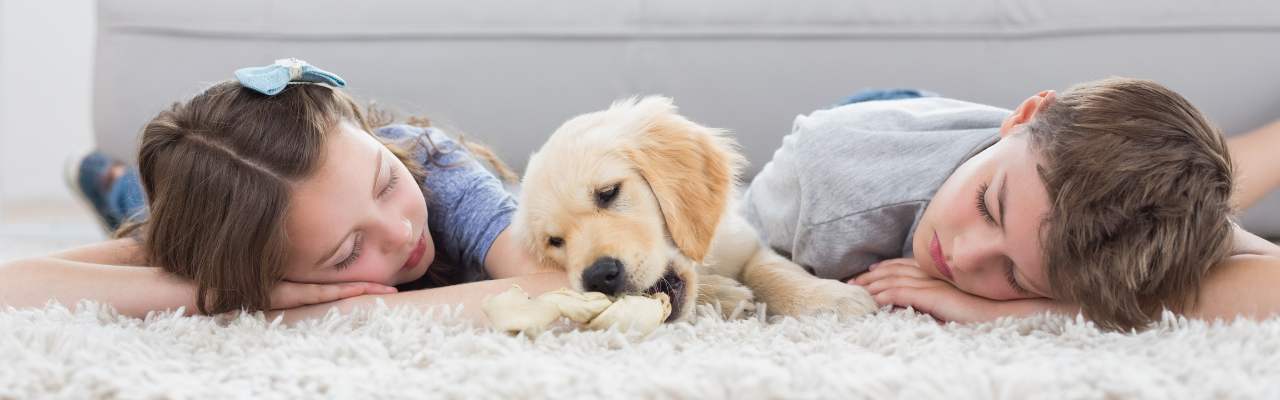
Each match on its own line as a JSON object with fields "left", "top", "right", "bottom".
{"left": 514, "top": 97, "right": 876, "bottom": 321}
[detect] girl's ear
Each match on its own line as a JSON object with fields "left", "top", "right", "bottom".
{"left": 1000, "top": 90, "right": 1057, "bottom": 138}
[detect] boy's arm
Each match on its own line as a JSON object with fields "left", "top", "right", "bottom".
{"left": 852, "top": 259, "right": 1077, "bottom": 323}
{"left": 1187, "top": 224, "right": 1280, "bottom": 321}
{"left": 270, "top": 271, "right": 570, "bottom": 325}
{"left": 1187, "top": 254, "right": 1280, "bottom": 322}
{"left": 859, "top": 248, "right": 1280, "bottom": 324}
{"left": 1228, "top": 120, "right": 1280, "bottom": 210}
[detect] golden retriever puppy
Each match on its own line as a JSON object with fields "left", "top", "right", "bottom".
{"left": 513, "top": 96, "right": 877, "bottom": 322}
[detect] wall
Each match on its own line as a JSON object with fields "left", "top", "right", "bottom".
{"left": 0, "top": 0, "right": 97, "bottom": 220}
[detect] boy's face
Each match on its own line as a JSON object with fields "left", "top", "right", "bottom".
{"left": 911, "top": 91, "right": 1056, "bottom": 301}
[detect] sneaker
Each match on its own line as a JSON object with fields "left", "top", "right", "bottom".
{"left": 63, "top": 149, "right": 123, "bottom": 233}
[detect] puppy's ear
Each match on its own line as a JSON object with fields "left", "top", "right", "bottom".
{"left": 622, "top": 96, "right": 745, "bottom": 262}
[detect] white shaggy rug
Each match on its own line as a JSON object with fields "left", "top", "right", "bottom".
{"left": 3, "top": 302, "right": 1280, "bottom": 400}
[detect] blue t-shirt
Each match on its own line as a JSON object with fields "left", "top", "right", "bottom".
{"left": 374, "top": 124, "right": 517, "bottom": 286}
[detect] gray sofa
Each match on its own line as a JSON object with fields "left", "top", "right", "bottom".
{"left": 94, "top": 0, "right": 1280, "bottom": 235}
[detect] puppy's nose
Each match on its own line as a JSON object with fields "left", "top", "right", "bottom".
{"left": 583, "top": 257, "right": 625, "bottom": 296}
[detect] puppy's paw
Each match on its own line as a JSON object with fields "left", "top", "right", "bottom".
{"left": 696, "top": 274, "right": 756, "bottom": 319}
{"left": 771, "top": 278, "right": 877, "bottom": 319}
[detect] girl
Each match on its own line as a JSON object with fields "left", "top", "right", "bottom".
{"left": 0, "top": 60, "right": 567, "bottom": 324}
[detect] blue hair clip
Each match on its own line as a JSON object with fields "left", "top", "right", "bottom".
{"left": 234, "top": 58, "right": 346, "bottom": 96}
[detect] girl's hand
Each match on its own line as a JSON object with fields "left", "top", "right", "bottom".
{"left": 851, "top": 258, "right": 1005, "bottom": 323}
{"left": 268, "top": 281, "right": 398, "bottom": 310}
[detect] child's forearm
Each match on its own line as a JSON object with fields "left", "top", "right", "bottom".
{"left": 988, "top": 255, "right": 1280, "bottom": 325}
{"left": 1189, "top": 254, "right": 1280, "bottom": 322}
{"left": 0, "top": 257, "right": 198, "bottom": 317}
{"left": 271, "top": 271, "right": 570, "bottom": 325}
{"left": 483, "top": 228, "right": 558, "bottom": 279}
{"left": 49, "top": 238, "right": 148, "bottom": 266}
{"left": 1229, "top": 120, "right": 1280, "bottom": 210}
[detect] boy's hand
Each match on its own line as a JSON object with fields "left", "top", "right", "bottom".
{"left": 268, "top": 281, "right": 398, "bottom": 310}
{"left": 850, "top": 258, "right": 1005, "bottom": 323}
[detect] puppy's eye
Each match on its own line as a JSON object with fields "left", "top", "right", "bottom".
{"left": 596, "top": 183, "right": 620, "bottom": 208}
{"left": 547, "top": 236, "right": 564, "bottom": 248}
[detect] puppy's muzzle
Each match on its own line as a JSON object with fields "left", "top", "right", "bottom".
{"left": 583, "top": 256, "right": 625, "bottom": 296}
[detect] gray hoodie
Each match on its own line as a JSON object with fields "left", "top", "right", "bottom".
{"left": 741, "top": 97, "right": 1010, "bottom": 281}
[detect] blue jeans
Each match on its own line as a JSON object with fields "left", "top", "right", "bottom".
{"left": 99, "top": 168, "right": 147, "bottom": 231}
{"left": 837, "top": 88, "right": 935, "bottom": 106}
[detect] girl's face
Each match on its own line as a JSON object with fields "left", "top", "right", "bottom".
{"left": 282, "top": 121, "right": 433, "bottom": 286}
{"left": 910, "top": 91, "right": 1056, "bottom": 301}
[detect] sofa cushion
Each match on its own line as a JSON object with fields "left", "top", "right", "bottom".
{"left": 95, "top": 0, "right": 1280, "bottom": 235}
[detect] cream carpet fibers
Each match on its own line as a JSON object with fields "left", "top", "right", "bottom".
{"left": 2, "top": 301, "right": 1279, "bottom": 399}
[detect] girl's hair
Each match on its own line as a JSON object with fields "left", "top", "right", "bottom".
{"left": 120, "top": 81, "right": 513, "bottom": 315}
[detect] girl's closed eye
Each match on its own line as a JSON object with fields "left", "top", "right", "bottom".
{"left": 377, "top": 165, "right": 399, "bottom": 199}
{"left": 334, "top": 162, "right": 400, "bottom": 271}
{"left": 335, "top": 233, "right": 363, "bottom": 271}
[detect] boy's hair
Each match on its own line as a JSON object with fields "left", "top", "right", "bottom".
{"left": 1027, "top": 77, "right": 1235, "bottom": 331}
{"left": 125, "top": 81, "right": 460, "bottom": 314}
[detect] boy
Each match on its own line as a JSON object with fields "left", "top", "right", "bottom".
{"left": 744, "top": 77, "right": 1280, "bottom": 331}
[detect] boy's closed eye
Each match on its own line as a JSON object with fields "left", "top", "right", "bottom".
{"left": 977, "top": 177, "right": 1035, "bottom": 298}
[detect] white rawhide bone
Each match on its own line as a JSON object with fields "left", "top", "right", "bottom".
{"left": 480, "top": 285, "right": 561, "bottom": 336}
{"left": 482, "top": 286, "right": 672, "bottom": 335}
{"left": 586, "top": 292, "right": 671, "bottom": 334}
{"left": 536, "top": 289, "right": 613, "bottom": 323}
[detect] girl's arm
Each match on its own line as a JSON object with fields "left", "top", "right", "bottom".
{"left": 0, "top": 240, "right": 201, "bottom": 317}
{"left": 1, "top": 239, "right": 389, "bottom": 317}
{"left": 483, "top": 228, "right": 557, "bottom": 279}
{"left": 0, "top": 261, "right": 196, "bottom": 316}
{"left": 271, "top": 271, "right": 570, "bottom": 325}
{"left": 47, "top": 237, "right": 148, "bottom": 265}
